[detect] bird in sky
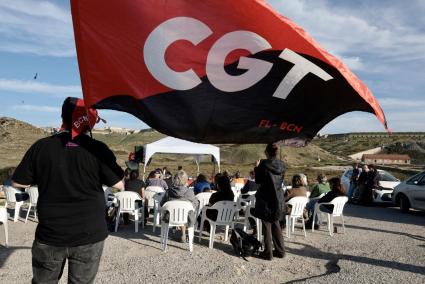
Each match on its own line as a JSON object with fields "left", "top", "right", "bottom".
{"left": 33, "top": 72, "right": 38, "bottom": 80}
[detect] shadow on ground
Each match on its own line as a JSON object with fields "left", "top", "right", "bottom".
{"left": 286, "top": 242, "right": 425, "bottom": 278}
{"left": 344, "top": 203, "right": 425, "bottom": 226}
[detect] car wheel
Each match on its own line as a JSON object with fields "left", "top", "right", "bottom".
{"left": 399, "top": 195, "right": 410, "bottom": 213}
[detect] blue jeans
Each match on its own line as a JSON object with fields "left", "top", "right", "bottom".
{"left": 348, "top": 182, "right": 358, "bottom": 199}
{"left": 32, "top": 240, "right": 104, "bottom": 284}
{"left": 306, "top": 199, "right": 320, "bottom": 224}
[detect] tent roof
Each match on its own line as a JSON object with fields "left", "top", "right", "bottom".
{"left": 144, "top": 137, "right": 220, "bottom": 170}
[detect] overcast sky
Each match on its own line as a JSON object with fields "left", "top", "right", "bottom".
{"left": 0, "top": 0, "right": 424, "bottom": 133}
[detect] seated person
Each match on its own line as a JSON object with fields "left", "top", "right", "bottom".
{"left": 201, "top": 175, "right": 234, "bottom": 227}
{"left": 284, "top": 174, "right": 308, "bottom": 202}
{"left": 210, "top": 173, "right": 222, "bottom": 191}
{"left": 146, "top": 169, "right": 168, "bottom": 190}
{"left": 124, "top": 168, "right": 131, "bottom": 183}
{"left": 240, "top": 171, "right": 259, "bottom": 196}
{"left": 281, "top": 175, "right": 308, "bottom": 228}
{"left": 124, "top": 170, "right": 147, "bottom": 224}
{"left": 309, "top": 174, "right": 330, "bottom": 198}
{"left": 162, "top": 167, "right": 173, "bottom": 189}
{"left": 160, "top": 170, "right": 198, "bottom": 242}
{"left": 299, "top": 173, "right": 309, "bottom": 191}
{"left": 193, "top": 174, "right": 211, "bottom": 194}
{"left": 240, "top": 171, "right": 258, "bottom": 208}
{"left": 232, "top": 171, "right": 245, "bottom": 186}
{"left": 306, "top": 177, "right": 346, "bottom": 229}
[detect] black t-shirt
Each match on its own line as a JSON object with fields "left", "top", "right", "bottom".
{"left": 12, "top": 132, "right": 124, "bottom": 247}
{"left": 125, "top": 179, "right": 145, "bottom": 194}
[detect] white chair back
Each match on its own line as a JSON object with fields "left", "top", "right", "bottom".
{"left": 27, "top": 187, "right": 39, "bottom": 205}
{"left": 330, "top": 196, "right": 348, "bottom": 216}
{"left": 234, "top": 183, "right": 244, "bottom": 191}
{"left": 161, "top": 200, "right": 194, "bottom": 226}
{"left": 209, "top": 201, "right": 237, "bottom": 225}
{"left": 237, "top": 194, "right": 256, "bottom": 207}
{"left": 4, "top": 186, "right": 17, "bottom": 203}
{"left": 153, "top": 192, "right": 165, "bottom": 203}
{"left": 152, "top": 191, "right": 166, "bottom": 231}
{"left": 195, "top": 192, "right": 213, "bottom": 215}
{"left": 286, "top": 196, "right": 309, "bottom": 217}
{"left": 115, "top": 191, "right": 142, "bottom": 212}
{"left": 145, "top": 186, "right": 165, "bottom": 209}
{"left": 145, "top": 186, "right": 165, "bottom": 193}
{"left": 231, "top": 187, "right": 241, "bottom": 202}
{"left": 0, "top": 207, "right": 8, "bottom": 246}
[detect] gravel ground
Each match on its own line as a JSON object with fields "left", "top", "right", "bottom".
{"left": 0, "top": 204, "right": 424, "bottom": 283}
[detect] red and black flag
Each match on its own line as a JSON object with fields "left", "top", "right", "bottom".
{"left": 71, "top": 0, "right": 388, "bottom": 144}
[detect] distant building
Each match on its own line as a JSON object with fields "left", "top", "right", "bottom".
{"left": 349, "top": 147, "right": 383, "bottom": 161}
{"left": 92, "top": 127, "right": 136, "bottom": 135}
{"left": 362, "top": 154, "right": 411, "bottom": 165}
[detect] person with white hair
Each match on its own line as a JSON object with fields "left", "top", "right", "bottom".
{"left": 298, "top": 173, "right": 309, "bottom": 190}
{"left": 160, "top": 170, "right": 198, "bottom": 242}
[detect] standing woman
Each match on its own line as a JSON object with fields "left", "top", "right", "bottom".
{"left": 253, "top": 143, "right": 286, "bottom": 260}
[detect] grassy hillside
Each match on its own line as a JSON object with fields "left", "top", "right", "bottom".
{"left": 1, "top": 118, "right": 421, "bottom": 185}
{"left": 312, "top": 133, "right": 425, "bottom": 164}
{"left": 0, "top": 117, "right": 47, "bottom": 169}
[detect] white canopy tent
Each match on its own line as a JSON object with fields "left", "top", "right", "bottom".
{"left": 143, "top": 137, "right": 220, "bottom": 175}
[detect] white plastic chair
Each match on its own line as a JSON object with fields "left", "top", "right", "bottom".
{"left": 0, "top": 207, "right": 8, "bottom": 247}
{"left": 4, "top": 186, "right": 25, "bottom": 222}
{"left": 195, "top": 192, "right": 213, "bottom": 218}
{"left": 103, "top": 187, "right": 113, "bottom": 204}
{"left": 231, "top": 185, "right": 243, "bottom": 202}
{"left": 145, "top": 186, "right": 165, "bottom": 211}
{"left": 285, "top": 196, "right": 309, "bottom": 238}
{"left": 198, "top": 201, "right": 238, "bottom": 249}
{"left": 235, "top": 193, "right": 256, "bottom": 220}
{"left": 152, "top": 192, "right": 166, "bottom": 232}
{"left": 25, "top": 187, "right": 38, "bottom": 223}
{"left": 234, "top": 183, "right": 245, "bottom": 191}
{"left": 312, "top": 196, "right": 348, "bottom": 236}
{"left": 114, "top": 191, "right": 144, "bottom": 233}
{"left": 160, "top": 200, "right": 195, "bottom": 252}
{"left": 243, "top": 203, "right": 263, "bottom": 243}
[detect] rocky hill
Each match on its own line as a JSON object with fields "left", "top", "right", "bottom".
{"left": 384, "top": 142, "right": 425, "bottom": 164}
{"left": 312, "top": 133, "right": 425, "bottom": 165}
{"left": 0, "top": 117, "right": 47, "bottom": 169}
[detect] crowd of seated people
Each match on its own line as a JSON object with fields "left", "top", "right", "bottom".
{"left": 114, "top": 163, "right": 349, "bottom": 244}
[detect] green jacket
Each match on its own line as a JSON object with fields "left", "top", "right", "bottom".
{"left": 310, "top": 182, "right": 330, "bottom": 198}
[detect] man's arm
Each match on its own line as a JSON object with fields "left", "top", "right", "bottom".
{"left": 111, "top": 180, "right": 124, "bottom": 191}
{"left": 11, "top": 181, "right": 30, "bottom": 189}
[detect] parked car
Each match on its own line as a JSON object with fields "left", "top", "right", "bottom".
{"left": 341, "top": 168, "right": 400, "bottom": 203}
{"left": 392, "top": 171, "right": 425, "bottom": 213}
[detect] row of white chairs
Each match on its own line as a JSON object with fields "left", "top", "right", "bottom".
{"left": 3, "top": 186, "right": 38, "bottom": 223}
{"left": 0, "top": 186, "right": 39, "bottom": 247}
{"left": 283, "top": 196, "right": 349, "bottom": 238}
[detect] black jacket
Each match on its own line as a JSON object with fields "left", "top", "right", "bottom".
{"left": 253, "top": 158, "right": 286, "bottom": 222}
